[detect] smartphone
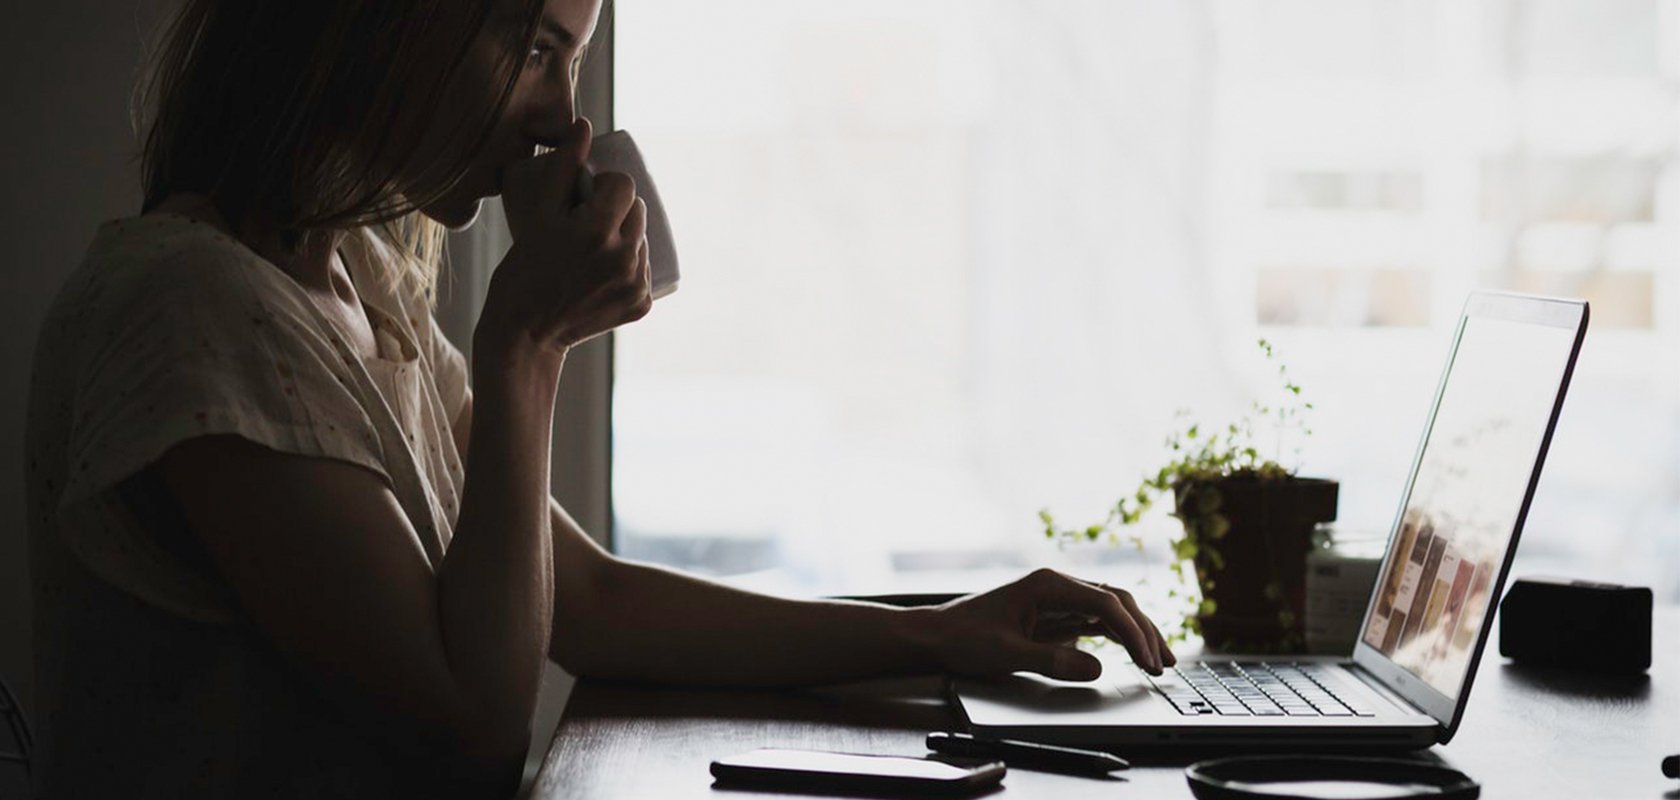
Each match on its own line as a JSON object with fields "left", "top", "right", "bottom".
{"left": 575, "top": 130, "right": 680, "bottom": 299}
{"left": 710, "top": 748, "right": 1005, "bottom": 796}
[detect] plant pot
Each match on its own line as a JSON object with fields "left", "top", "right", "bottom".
{"left": 1174, "top": 476, "right": 1338, "bottom": 652}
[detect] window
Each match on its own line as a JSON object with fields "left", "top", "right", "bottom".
{"left": 610, "top": 1, "right": 1680, "bottom": 610}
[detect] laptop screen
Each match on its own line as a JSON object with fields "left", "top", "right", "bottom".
{"left": 1358, "top": 302, "right": 1582, "bottom": 702}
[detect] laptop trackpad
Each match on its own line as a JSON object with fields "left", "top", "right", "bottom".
{"left": 958, "top": 667, "right": 1155, "bottom": 716}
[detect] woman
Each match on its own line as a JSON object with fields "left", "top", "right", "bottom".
{"left": 24, "top": 0, "right": 1173, "bottom": 795}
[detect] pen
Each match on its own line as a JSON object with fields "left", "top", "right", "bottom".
{"left": 926, "top": 732, "right": 1129, "bottom": 776}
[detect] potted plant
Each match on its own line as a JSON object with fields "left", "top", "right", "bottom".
{"left": 1040, "top": 340, "right": 1336, "bottom": 652}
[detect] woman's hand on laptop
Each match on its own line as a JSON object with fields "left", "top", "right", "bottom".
{"left": 919, "top": 568, "right": 1175, "bottom": 680}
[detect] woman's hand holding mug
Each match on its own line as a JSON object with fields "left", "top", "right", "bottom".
{"left": 478, "top": 117, "right": 651, "bottom": 364}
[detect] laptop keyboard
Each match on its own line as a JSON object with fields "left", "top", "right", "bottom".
{"left": 1146, "top": 662, "right": 1378, "bottom": 718}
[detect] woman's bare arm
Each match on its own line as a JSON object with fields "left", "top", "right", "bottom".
{"left": 544, "top": 497, "right": 1172, "bottom": 686}
{"left": 159, "top": 347, "right": 561, "bottom": 786}
{"left": 451, "top": 389, "right": 1174, "bottom": 689}
{"left": 158, "top": 128, "right": 643, "bottom": 788}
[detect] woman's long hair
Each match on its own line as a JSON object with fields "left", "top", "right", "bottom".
{"left": 136, "top": 0, "right": 545, "bottom": 303}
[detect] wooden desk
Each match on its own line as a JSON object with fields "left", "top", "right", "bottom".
{"left": 533, "top": 609, "right": 1679, "bottom": 799}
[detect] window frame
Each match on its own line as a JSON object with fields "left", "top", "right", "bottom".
{"left": 557, "top": 11, "right": 617, "bottom": 551}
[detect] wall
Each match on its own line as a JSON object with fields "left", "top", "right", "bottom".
{"left": 1, "top": 0, "right": 167, "bottom": 726}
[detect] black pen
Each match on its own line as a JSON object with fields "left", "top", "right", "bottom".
{"left": 926, "top": 732, "right": 1129, "bottom": 776}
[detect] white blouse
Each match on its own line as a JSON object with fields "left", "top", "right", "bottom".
{"left": 26, "top": 212, "right": 472, "bottom": 796}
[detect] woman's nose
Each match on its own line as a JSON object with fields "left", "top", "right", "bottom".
{"left": 524, "top": 86, "right": 580, "bottom": 150}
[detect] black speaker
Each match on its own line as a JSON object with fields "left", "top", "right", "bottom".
{"left": 1498, "top": 576, "right": 1652, "bottom": 673}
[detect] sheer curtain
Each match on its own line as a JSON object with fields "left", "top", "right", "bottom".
{"left": 439, "top": 207, "right": 504, "bottom": 364}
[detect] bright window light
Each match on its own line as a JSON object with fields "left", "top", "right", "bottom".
{"left": 612, "top": 0, "right": 1680, "bottom": 610}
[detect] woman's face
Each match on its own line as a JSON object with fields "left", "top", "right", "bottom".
{"left": 420, "top": 0, "right": 603, "bottom": 229}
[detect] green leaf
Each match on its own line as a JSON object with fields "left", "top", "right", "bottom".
{"left": 1208, "top": 514, "right": 1231, "bottom": 539}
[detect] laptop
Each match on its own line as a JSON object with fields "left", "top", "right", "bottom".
{"left": 952, "top": 291, "right": 1589, "bottom": 750}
